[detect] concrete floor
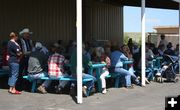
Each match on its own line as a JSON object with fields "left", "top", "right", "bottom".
{"left": 0, "top": 77, "right": 180, "bottom": 110}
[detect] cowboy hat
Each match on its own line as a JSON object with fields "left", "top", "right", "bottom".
{"left": 19, "top": 28, "right": 33, "bottom": 36}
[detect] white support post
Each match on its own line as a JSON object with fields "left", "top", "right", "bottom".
{"left": 76, "top": 0, "right": 83, "bottom": 104}
{"left": 141, "top": 0, "right": 146, "bottom": 86}
{"left": 179, "top": 3, "right": 180, "bottom": 75}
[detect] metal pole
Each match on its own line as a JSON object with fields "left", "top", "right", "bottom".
{"left": 76, "top": 0, "right": 83, "bottom": 104}
{"left": 141, "top": 0, "right": 146, "bottom": 86}
{"left": 179, "top": 3, "right": 180, "bottom": 76}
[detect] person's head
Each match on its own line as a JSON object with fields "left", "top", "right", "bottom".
{"left": 35, "top": 42, "right": 43, "bottom": 51}
{"left": 10, "top": 32, "right": 18, "bottom": 41}
{"left": 175, "top": 44, "right": 179, "bottom": 50}
{"left": 19, "top": 28, "right": 32, "bottom": 39}
{"left": 121, "top": 44, "right": 130, "bottom": 53}
{"left": 149, "top": 43, "right": 155, "bottom": 50}
{"left": 95, "top": 47, "right": 104, "bottom": 57}
{"left": 51, "top": 43, "right": 60, "bottom": 53}
{"left": 128, "top": 38, "right": 133, "bottom": 44}
{"left": 160, "top": 34, "right": 165, "bottom": 40}
{"left": 167, "top": 42, "right": 173, "bottom": 49}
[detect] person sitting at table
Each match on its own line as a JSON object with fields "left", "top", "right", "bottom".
{"left": 121, "top": 44, "right": 133, "bottom": 60}
{"left": 99, "top": 50, "right": 111, "bottom": 94}
{"left": 145, "top": 43, "right": 155, "bottom": 82}
{"left": 27, "top": 42, "right": 50, "bottom": 94}
{"left": 121, "top": 45, "right": 139, "bottom": 77}
{"left": 164, "top": 42, "right": 175, "bottom": 56}
{"left": 91, "top": 46, "right": 104, "bottom": 62}
{"left": 174, "top": 44, "right": 179, "bottom": 56}
{"left": 110, "top": 45, "right": 140, "bottom": 89}
{"left": 82, "top": 43, "right": 91, "bottom": 61}
{"left": 32, "top": 42, "right": 49, "bottom": 56}
{"left": 69, "top": 47, "right": 96, "bottom": 97}
{"left": 47, "top": 43, "right": 69, "bottom": 94}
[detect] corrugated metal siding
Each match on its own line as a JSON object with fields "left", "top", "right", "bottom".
{"left": 84, "top": 0, "right": 123, "bottom": 44}
{"left": 0, "top": 0, "right": 123, "bottom": 46}
{"left": 0, "top": 0, "right": 76, "bottom": 46}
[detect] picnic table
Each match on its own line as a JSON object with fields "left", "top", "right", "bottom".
{"left": 89, "top": 60, "right": 134, "bottom": 92}
{"left": 89, "top": 63, "right": 106, "bottom": 92}
{"left": 122, "top": 60, "right": 133, "bottom": 70}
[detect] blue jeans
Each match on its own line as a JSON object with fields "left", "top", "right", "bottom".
{"left": 8, "top": 63, "right": 19, "bottom": 87}
{"left": 115, "top": 68, "right": 131, "bottom": 87}
{"left": 146, "top": 68, "right": 153, "bottom": 81}
{"left": 28, "top": 71, "right": 51, "bottom": 88}
{"left": 115, "top": 67, "right": 139, "bottom": 87}
{"left": 83, "top": 73, "right": 96, "bottom": 90}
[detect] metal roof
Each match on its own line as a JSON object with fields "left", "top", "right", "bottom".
{"left": 100, "top": 0, "right": 180, "bottom": 10}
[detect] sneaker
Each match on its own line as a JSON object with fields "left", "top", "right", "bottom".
{"left": 174, "top": 78, "right": 179, "bottom": 83}
{"left": 82, "top": 86, "right": 87, "bottom": 97}
{"left": 37, "top": 86, "right": 47, "bottom": 94}
{"left": 145, "top": 78, "right": 150, "bottom": 84}
{"left": 102, "top": 88, "right": 107, "bottom": 94}
{"left": 126, "top": 86, "right": 134, "bottom": 89}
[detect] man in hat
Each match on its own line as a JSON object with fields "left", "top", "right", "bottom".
{"left": 18, "top": 28, "right": 33, "bottom": 72}
{"left": 16, "top": 28, "right": 34, "bottom": 90}
{"left": 19, "top": 28, "right": 33, "bottom": 55}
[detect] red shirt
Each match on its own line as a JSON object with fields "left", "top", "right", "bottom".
{"left": 48, "top": 53, "right": 65, "bottom": 77}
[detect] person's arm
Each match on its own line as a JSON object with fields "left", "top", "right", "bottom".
{"left": 105, "top": 56, "right": 111, "bottom": 67}
{"left": 120, "top": 53, "right": 128, "bottom": 61}
{"left": 12, "top": 44, "right": 22, "bottom": 57}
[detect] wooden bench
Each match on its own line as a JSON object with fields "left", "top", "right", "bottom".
{"left": 23, "top": 75, "right": 94, "bottom": 96}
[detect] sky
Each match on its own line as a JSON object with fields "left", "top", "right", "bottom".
{"left": 124, "top": 6, "right": 179, "bottom": 32}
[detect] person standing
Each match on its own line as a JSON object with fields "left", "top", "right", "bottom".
{"left": 127, "top": 38, "right": 134, "bottom": 54}
{"left": 18, "top": 28, "right": 33, "bottom": 75}
{"left": 158, "top": 34, "right": 168, "bottom": 51}
{"left": 17, "top": 28, "right": 33, "bottom": 90}
{"left": 7, "top": 32, "right": 22, "bottom": 94}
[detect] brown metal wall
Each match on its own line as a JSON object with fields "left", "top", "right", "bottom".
{"left": 0, "top": 0, "right": 123, "bottom": 46}
{"left": 0, "top": 0, "right": 76, "bottom": 46}
{"left": 83, "top": 0, "right": 123, "bottom": 44}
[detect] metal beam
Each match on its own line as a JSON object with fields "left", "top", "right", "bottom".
{"left": 76, "top": 0, "right": 83, "bottom": 104}
{"left": 141, "top": 0, "right": 146, "bottom": 86}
